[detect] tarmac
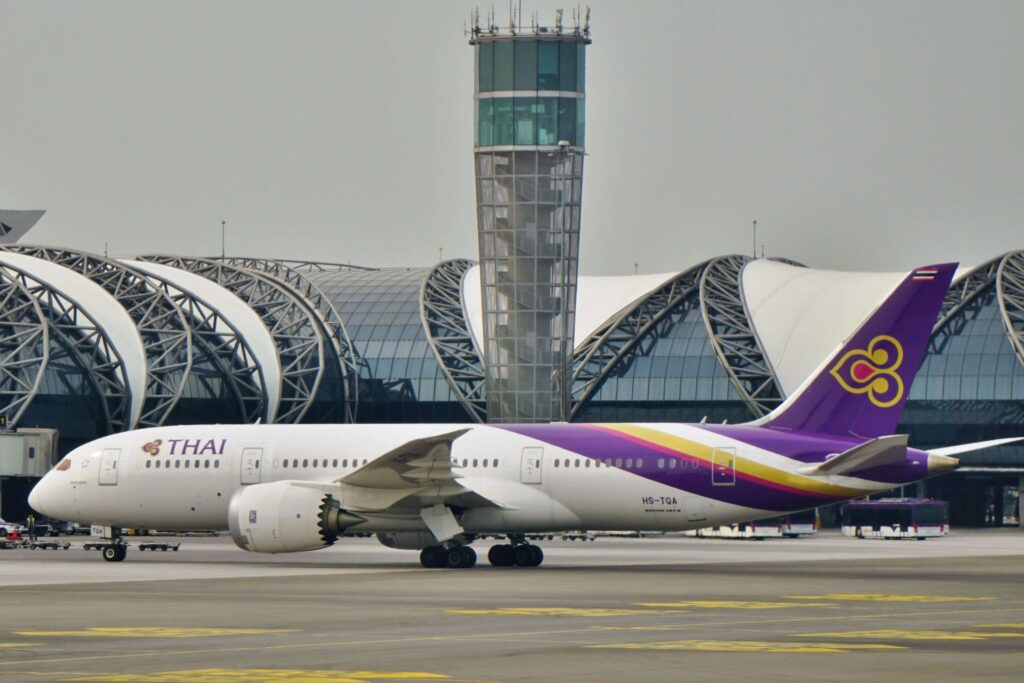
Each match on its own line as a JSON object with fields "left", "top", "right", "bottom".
{"left": 0, "top": 529, "right": 1022, "bottom": 682}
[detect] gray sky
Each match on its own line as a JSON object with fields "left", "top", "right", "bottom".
{"left": 2, "top": 1, "right": 1022, "bottom": 274}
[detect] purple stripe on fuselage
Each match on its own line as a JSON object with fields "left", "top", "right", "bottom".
{"left": 497, "top": 423, "right": 850, "bottom": 511}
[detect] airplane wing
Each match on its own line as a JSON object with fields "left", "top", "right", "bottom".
{"left": 797, "top": 434, "right": 908, "bottom": 477}
{"left": 331, "top": 428, "right": 502, "bottom": 514}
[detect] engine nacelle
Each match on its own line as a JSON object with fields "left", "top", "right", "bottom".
{"left": 376, "top": 531, "right": 438, "bottom": 550}
{"left": 228, "top": 481, "right": 356, "bottom": 554}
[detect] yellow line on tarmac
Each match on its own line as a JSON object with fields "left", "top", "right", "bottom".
{"left": 590, "top": 639, "right": 906, "bottom": 653}
{"left": 784, "top": 594, "right": 993, "bottom": 603}
{"left": 0, "top": 642, "right": 40, "bottom": 648}
{"left": 4, "top": 607, "right": 1024, "bottom": 668}
{"left": 637, "top": 600, "right": 835, "bottom": 610}
{"left": 802, "top": 628, "right": 1024, "bottom": 641}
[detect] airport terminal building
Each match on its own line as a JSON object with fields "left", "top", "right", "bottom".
{"left": 1, "top": 245, "right": 1023, "bottom": 526}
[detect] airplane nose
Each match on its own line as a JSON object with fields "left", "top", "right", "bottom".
{"left": 28, "top": 477, "right": 48, "bottom": 516}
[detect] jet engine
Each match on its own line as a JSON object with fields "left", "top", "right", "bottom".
{"left": 227, "top": 481, "right": 362, "bottom": 553}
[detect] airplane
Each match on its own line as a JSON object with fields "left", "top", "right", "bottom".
{"left": 28, "top": 262, "right": 1020, "bottom": 568}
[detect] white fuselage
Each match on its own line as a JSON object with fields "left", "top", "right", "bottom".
{"left": 30, "top": 422, "right": 898, "bottom": 537}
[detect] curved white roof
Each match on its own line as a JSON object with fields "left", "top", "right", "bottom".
{"left": 124, "top": 259, "right": 281, "bottom": 421}
{"left": 0, "top": 251, "right": 148, "bottom": 427}
{"left": 462, "top": 265, "right": 679, "bottom": 353}
{"left": 741, "top": 260, "right": 904, "bottom": 395}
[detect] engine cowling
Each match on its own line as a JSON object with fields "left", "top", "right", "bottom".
{"left": 227, "top": 481, "right": 358, "bottom": 553}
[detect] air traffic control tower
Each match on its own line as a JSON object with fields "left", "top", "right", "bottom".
{"left": 469, "top": 9, "right": 590, "bottom": 423}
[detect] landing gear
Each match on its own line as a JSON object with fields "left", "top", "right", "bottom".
{"left": 488, "top": 540, "right": 543, "bottom": 567}
{"left": 420, "top": 544, "right": 476, "bottom": 569}
{"left": 101, "top": 544, "right": 127, "bottom": 562}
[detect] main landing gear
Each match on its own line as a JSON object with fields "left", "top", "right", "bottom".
{"left": 420, "top": 544, "right": 476, "bottom": 569}
{"left": 487, "top": 542, "right": 543, "bottom": 568}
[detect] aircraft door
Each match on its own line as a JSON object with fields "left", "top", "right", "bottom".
{"left": 520, "top": 447, "right": 543, "bottom": 484}
{"left": 712, "top": 447, "right": 736, "bottom": 486}
{"left": 98, "top": 449, "right": 120, "bottom": 486}
{"left": 240, "top": 447, "right": 264, "bottom": 485}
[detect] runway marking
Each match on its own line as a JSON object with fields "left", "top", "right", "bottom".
{"left": 0, "top": 642, "right": 40, "bottom": 648}
{"left": 784, "top": 594, "right": 993, "bottom": 603}
{"left": 68, "top": 670, "right": 450, "bottom": 683}
{"left": 590, "top": 639, "right": 906, "bottom": 653}
{"left": 637, "top": 600, "right": 834, "bottom": 610}
{"left": 14, "top": 628, "right": 295, "bottom": 639}
{"left": 977, "top": 623, "right": 1024, "bottom": 628}
{"left": 449, "top": 607, "right": 686, "bottom": 617}
{"left": 802, "top": 628, "right": 1024, "bottom": 641}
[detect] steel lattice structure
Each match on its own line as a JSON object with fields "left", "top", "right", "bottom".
{"left": 997, "top": 250, "right": 1024, "bottom": 370}
{"left": 699, "top": 255, "right": 788, "bottom": 418}
{"left": 569, "top": 263, "right": 710, "bottom": 420}
{"left": 421, "top": 259, "right": 486, "bottom": 423}
{"left": 932, "top": 257, "right": 1001, "bottom": 348}
{"left": 140, "top": 256, "right": 329, "bottom": 424}
{"left": 0, "top": 269, "right": 48, "bottom": 427}
{"left": 5, "top": 246, "right": 193, "bottom": 428}
{"left": 217, "top": 257, "right": 360, "bottom": 422}
{"left": 0, "top": 262, "right": 129, "bottom": 432}
{"left": 129, "top": 264, "right": 266, "bottom": 424}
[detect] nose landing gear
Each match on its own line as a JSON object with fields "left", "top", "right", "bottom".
{"left": 101, "top": 543, "right": 127, "bottom": 562}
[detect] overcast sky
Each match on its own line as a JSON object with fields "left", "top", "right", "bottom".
{"left": 2, "top": 1, "right": 1022, "bottom": 274}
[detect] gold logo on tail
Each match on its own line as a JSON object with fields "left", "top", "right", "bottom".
{"left": 829, "top": 335, "right": 904, "bottom": 408}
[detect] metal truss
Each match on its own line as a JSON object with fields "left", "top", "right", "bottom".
{"left": 130, "top": 266, "right": 265, "bottom": 424}
{"left": 569, "top": 262, "right": 710, "bottom": 420}
{"left": 699, "top": 255, "right": 790, "bottom": 418}
{"left": 140, "top": 256, "right": 328, "bottom": 424}
{"left": 420, "top": 259, "right": 486, "bottom": 423}
{"left": 931, "top": 258, "right": 1001, "bottom": 351}
{"left": 0, "top": 269, "right": 48, "bottom": 427}
{"left": 997, "top": 251, "right": 1024, "bottom": 371}
{"left": 0, "top": 262, "right": 129, "bottom": 432}
{"left": 4, "top": 246, "right": 193, "bottom": 428}
{"left": 216, "top": 257, "right": 359, "bottom": 422}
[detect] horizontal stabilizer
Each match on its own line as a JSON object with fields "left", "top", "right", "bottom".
{"left": 929, "top": 437, "right": 1024, "bottom": 458}
{"left": 798, "top": 434, "right": 908, "bottom": 477}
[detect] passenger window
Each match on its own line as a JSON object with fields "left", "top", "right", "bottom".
{"left": 554, "top": 460, "right": 560, "bottom": 468}
{"left": 283, "top": 459, "right": 289, "bottom": 468}
{"left": 214, "top": 459, "right": 220, "bottom": 468}
{"left": 302, "top": 459, "right": 308, "bottom": 468}
{"left": 493, "top": 458, "right": 498, "bottom": 468}
{"left": 605, "top": 458, "right": 612, "bottom": 467}
{"left": 363, "top": 459, "right": 368, "bottom": 466}
{"left": 333, "top": 459, "right": 338, "bottom": 467}
{"left": 205, "top": 459, "right": 211, "bottom": 468}
{"left": 637, "top": 459, "right": 643, "bottom": 468}
{"left": 175, "top": 460, "right": 181, "bottom": 468}
{"left": 145, "top": 460, "right": 151, "bottom": 469}
{"left": 155, "top": 460, "right": 161, "bottom": 469}
{"left": 195, "top": 460, "right": 200, "bottom": 469}
{"left": 626, "top": 458, "right": 633, "bottom": 469}
{"left": 342, "top": 459, "right": 348, "bottom": 468}
{"left": 575, "top": 460, "right": 580, "bottom": 467}
{"left": 293, "top": 459, "right": 298, "bottom": 468}
{"left": 657, "top": 458, "right": 665, "bottom": 469}
{"left": 669, "top": 459, "right": 677, "bottom": 469}
{"left": 585, "top": 460, "right": 590, "bottom": 468}
{"left": 185, "top": 460, "right": 191, "bottom": 469}
{"left": 614, "top": 458, "right": 622, "bottom": 468}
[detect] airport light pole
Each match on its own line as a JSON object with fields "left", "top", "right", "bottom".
{"left": 221, "top": 220, "right": 226, "bottom": 259}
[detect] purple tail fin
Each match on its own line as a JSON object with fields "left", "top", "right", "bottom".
{"left": 758, "top": 263, "right": 957, "bottom": 438}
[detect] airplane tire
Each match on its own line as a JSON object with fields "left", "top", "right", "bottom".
{"left": 459, "top": 546, "right": 477, "bottom": 568}
{"left": 419, "top": 546, "right": 443, "bottom": 568}
{"left": 513, "top": 544, "right": 543, "bottom": 567}
{"left": 443, "top": 546, "right": 469, "bottom": 569}
{"left": 488, "top": 544, "right": 514, "bottom": 567}
{"left": 102, "top": 545, "right": 126, "bottom": 563}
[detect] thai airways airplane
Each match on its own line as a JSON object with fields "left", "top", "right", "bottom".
{"left": 28, "top": 263, "right": 1017, "bottom": 568}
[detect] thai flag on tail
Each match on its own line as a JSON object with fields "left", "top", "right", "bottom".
{"left": 913, "top": 268, "right": 939, "bottom": 281}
